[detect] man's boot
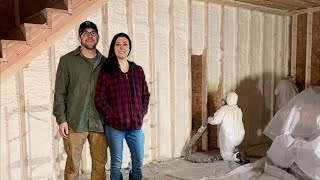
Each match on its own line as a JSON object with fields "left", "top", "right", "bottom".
{"left": 236, "top": 151, "right": 250, "bottom": 165}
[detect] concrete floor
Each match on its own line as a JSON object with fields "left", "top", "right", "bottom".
{"left": 80, "top": 143, "right": 276, "bottom": 180}
{"left": 80, "top": 157, "right": 245, "bottom": 180}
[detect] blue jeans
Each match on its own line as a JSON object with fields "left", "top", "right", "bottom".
{"left": 105, "top": 125, "right": 144, "bottom": 180}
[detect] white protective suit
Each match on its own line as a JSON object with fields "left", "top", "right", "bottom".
{"left": 207, "top": 92, "right": 244, "bottom": 162}
{"left": 274, "top": 78, "right": 299, "bottom": 112}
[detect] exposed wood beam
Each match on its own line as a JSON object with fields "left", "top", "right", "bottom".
{"left": 237, "top": 0, "right": 300, "bottom": 11}
{"left": 305, "top": 12, "right": 313, "bottom": 88}
{"left": 302, "top": 0, "right": 320, "bottom": 5}
{"left": 268, "top": 0, "right": 317, "bottom": 8}
{"left": 198, "top": 0, "right": 287, "bottom": 15}
{"left": 287, "top": 5, "right": 320, "bottom": 15}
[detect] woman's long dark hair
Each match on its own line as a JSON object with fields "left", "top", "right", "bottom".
{"left": 101, "top": 32, "right": 132, "bottom": 73}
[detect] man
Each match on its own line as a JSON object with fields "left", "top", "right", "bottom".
{"left": 207, "top": 92, "right": 249, "bottom": 165}
{"left": 274, "top": 77, "right": 299, "bottom": 112}
{"left": 53, "top": 21, "right": 108, "bottom": 180}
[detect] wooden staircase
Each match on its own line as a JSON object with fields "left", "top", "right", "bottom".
{"left": 0, "top": 0, "right": 107, "bottom": 83}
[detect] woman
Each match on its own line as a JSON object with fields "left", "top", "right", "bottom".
{"left": 95, "top": 32, "right": 150, "bottom": 180}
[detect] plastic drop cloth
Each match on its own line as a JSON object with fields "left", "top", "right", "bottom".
{"left": 208, "top": 92, "right": 244, "bottom": 162}
{"left": 267, "top": 135, "right": 320, "bottom": 180}
{"left": 139, "top": 157, "right": 299, "bottom": 180}
{"left": 265, "top": 86, "right": 320, "bottom": 180}
{"left": 264, "top": 86, "right": 320, "bottom": 140}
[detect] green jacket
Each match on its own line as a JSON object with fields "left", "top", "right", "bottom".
{"left": 53, "top": 47, "right": 106, "bottom": 132}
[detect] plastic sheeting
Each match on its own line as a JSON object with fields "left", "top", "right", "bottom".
{"left": 136, "top": 157, "right": 299, "bottom": 180}
{"left": 265, "top": 86, "right": 320, "bottom": 180}
{"left": 264, "top": 86, "right": 320, "bottom": 140}
{"left": 292, "top": 137, "right": 320, "bottom": 180}
{"left": 267, "top": 135, "right": 320, "bottom": 180}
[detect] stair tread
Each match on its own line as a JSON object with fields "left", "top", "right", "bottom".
{"left": 43, "top": 8, "right": 69, "bottom": 14}
{"left": 0, "top": 39, "right": 26, "bottom": 45}
{"left": 22, "top": 23, "right": 49, "bottom": 28}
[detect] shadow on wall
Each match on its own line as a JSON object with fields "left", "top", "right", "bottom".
{"left": 235, "top": 75, "right": 271, "bottom": 147}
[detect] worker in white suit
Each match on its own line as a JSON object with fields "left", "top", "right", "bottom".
{"left": 274, "top": 77, "right": 299, "bottom": 112}
{"left": 208, "top": 92, "right": 248, "bottom": 164}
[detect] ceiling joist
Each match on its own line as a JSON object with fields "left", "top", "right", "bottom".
{"left": 200, "top": 0, "right": 320, "bottom": 15}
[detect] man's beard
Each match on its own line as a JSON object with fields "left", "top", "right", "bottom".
{"left": 81, "top": 40, "right": 97, "bottom": 50}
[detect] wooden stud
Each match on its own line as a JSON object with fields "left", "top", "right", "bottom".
{"left": 187, "top": 0, "right": 192, "bottom": 151}
{"left": 169, "top": 0, "right": 176, "bottom": 156}
{"left": 291, "top": 15, "right": 297, "bottom": 78}
{"left": 217, "top": 5, "right": 224, "bottom": 149}
{"left": 127, "top": 0, "right": 133, "bottom": 60}
{"left": 148, "top": 0, "right": 157, "bottom": 159}
{"left": 48, "top": 46, "right": 61, "bottom": 179}
{"left": 5, "top": 107, "right": 12, "bottom": 178}
{"left": 271, "top": 15, "right": 276, "bottom": 118}
{"left": 305, "top": 12, "right": 313, "bottom": 88}
{"left": 283, "top": 16, "right": 291, "bottom": 77}
{"left": 102, "top": 3, "right": 109, "bottom": 55}
{"left": 278, "top": 16, "right": 286, "bottom": 79}
{"left": 16, "top": 70, "right": 28, "bottom": 180}
{"left": 202, "top": 2, "right": 209, "bottom": 151}
{"left": 234, "top": 7, "right": 238, "bottom": 91}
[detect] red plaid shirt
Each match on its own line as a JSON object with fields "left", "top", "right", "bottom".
{"left": 95, "top": 61, "right": 150, "bottom": 130}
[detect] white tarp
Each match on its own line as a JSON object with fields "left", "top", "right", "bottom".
{"left": 264, "top": 86, "right": 320, "bottom": 140}
{"left": 265, "top": 86, "right": 320, "bottom": 180}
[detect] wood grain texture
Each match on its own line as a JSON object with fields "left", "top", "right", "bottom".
{"left": 296, "top": 13, "right": 307, "bottom": 91}
{"left": 191, "top": 55, "right": 204, "bottom": 153}
{"left": 311, "top": 11, "right": 320, "bottom": 86}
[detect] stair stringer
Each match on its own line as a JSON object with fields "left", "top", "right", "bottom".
{"left": 0, "top": 0, "right": 107, "bottom": 83}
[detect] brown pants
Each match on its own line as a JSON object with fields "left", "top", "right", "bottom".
{"left": 63, "top": 128, "right": 108, "bottom": 180}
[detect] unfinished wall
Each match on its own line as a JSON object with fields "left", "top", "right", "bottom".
{"left": 291, "top": 10, "right": 320, "bottom": 91}
{"left": 191, "top": 1, "right": 289, "bottom": 149}
{"left": 1, "top": 0, "right": 290, "bottom": 179}
{"left": 311, "top": 11, "right": 320, "bottom": 86}
{"left": 296, "top": 14, "right": 307, "bottom": 91}
{"left": 0, "top": 76, "right": 21, "bottom": 179}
